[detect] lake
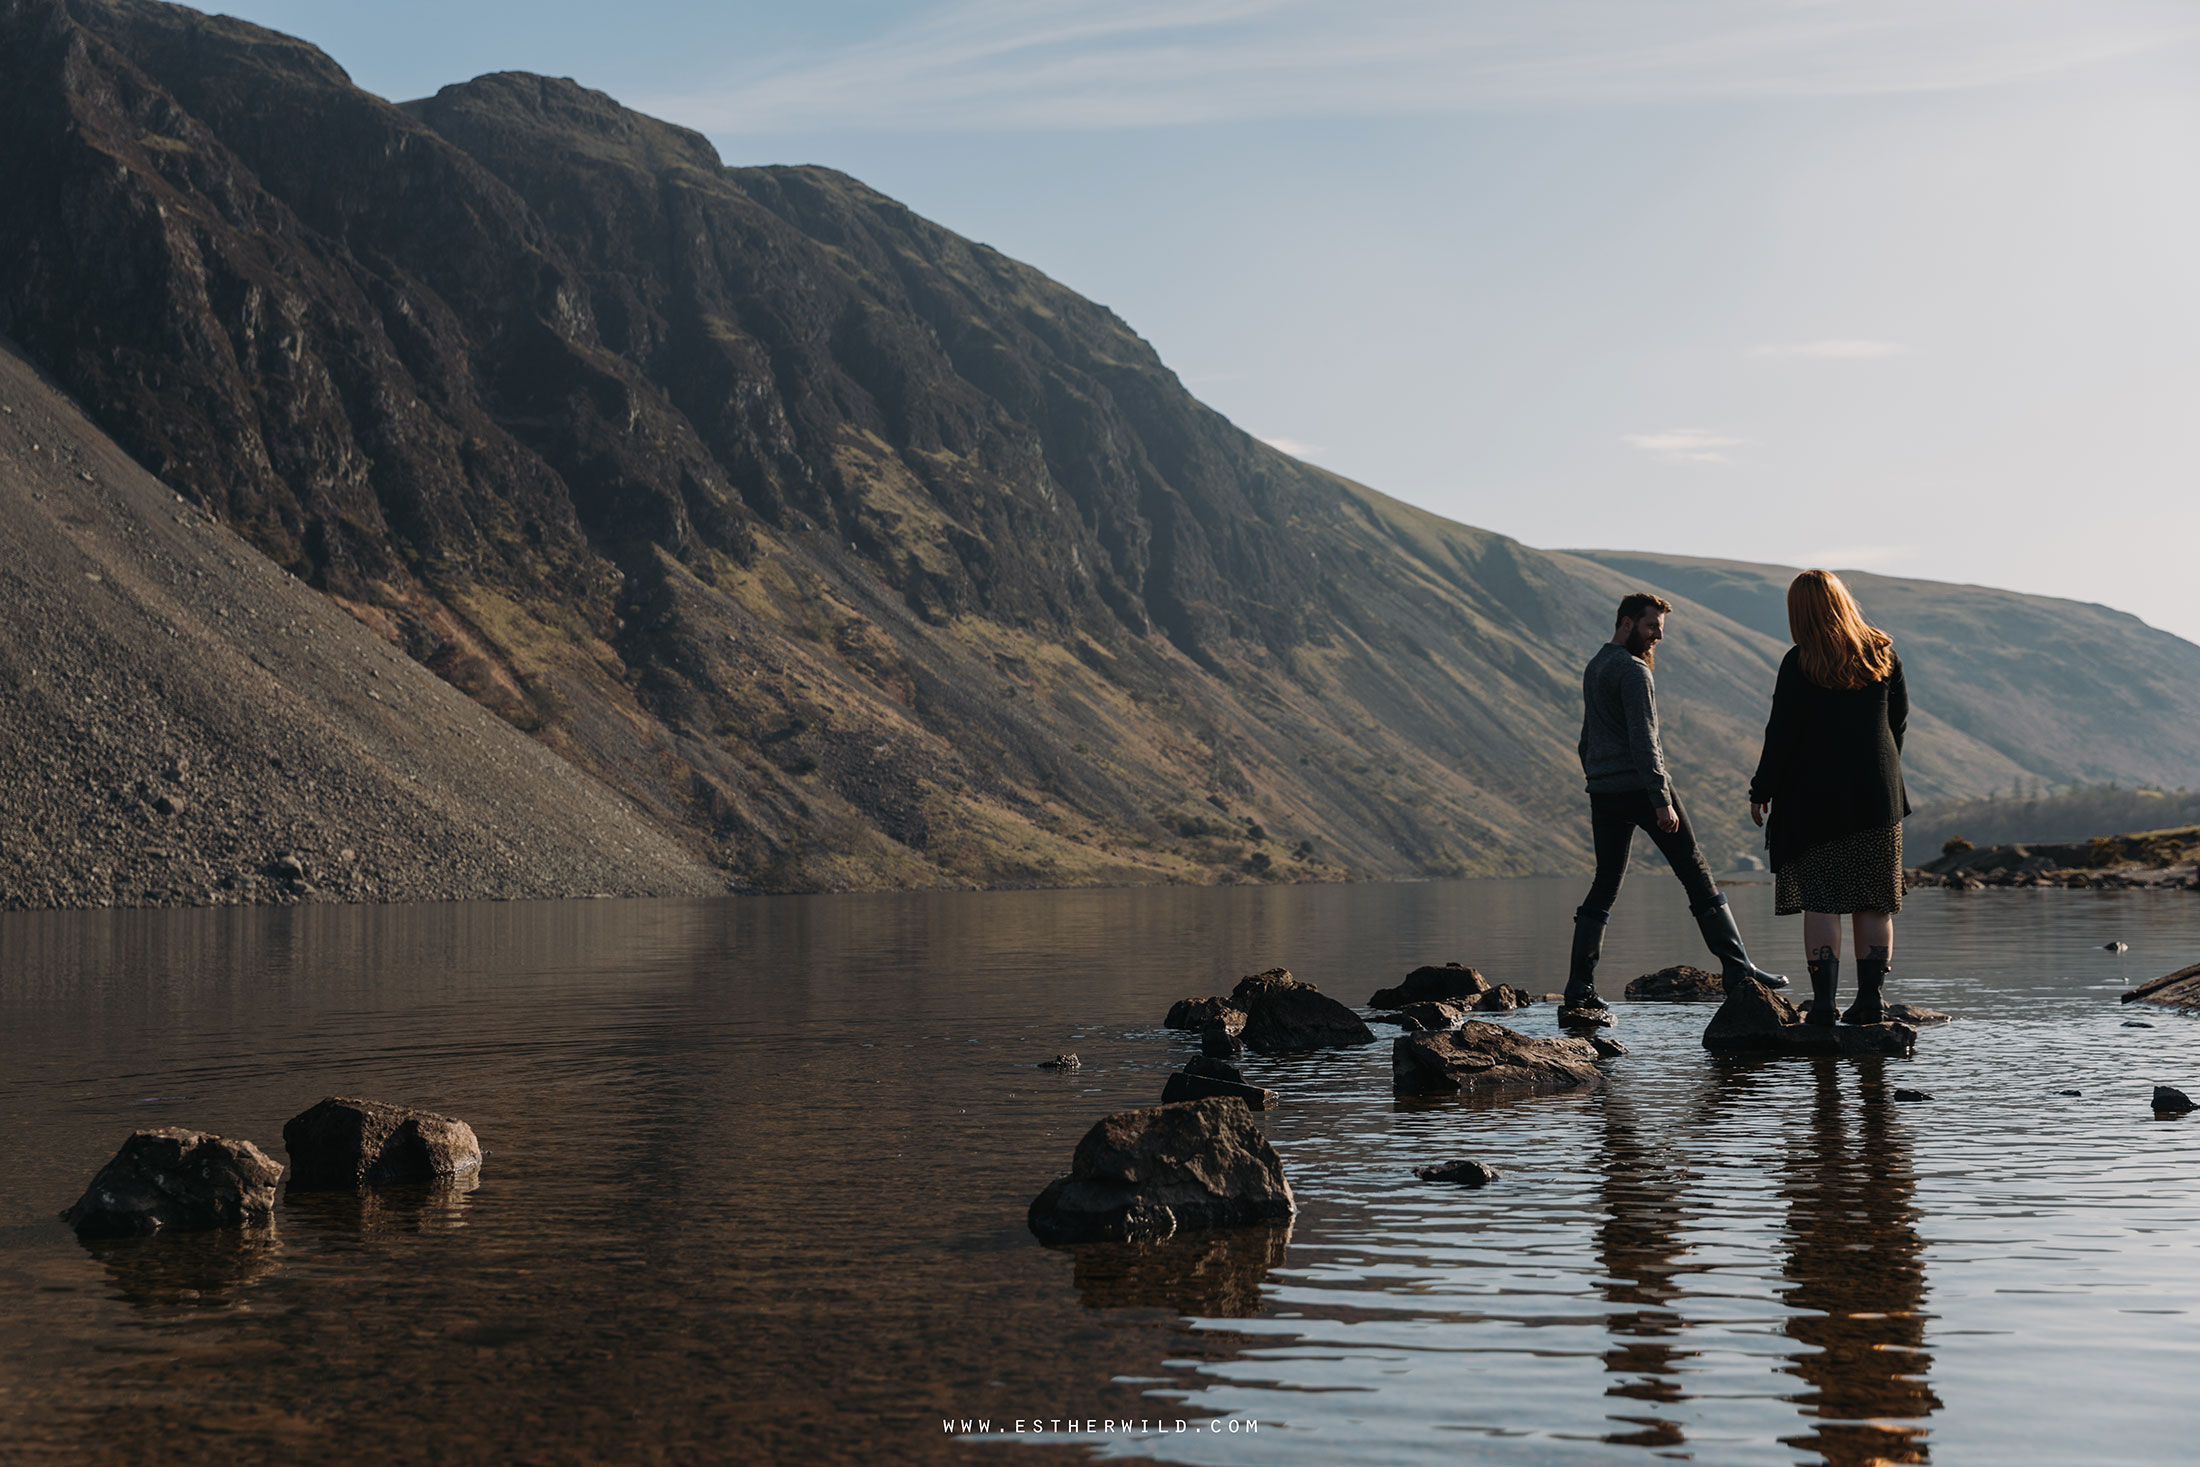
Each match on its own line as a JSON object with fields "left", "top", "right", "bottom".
{"left": 1, "top": 878, "right": 2195, "bottom": 1464}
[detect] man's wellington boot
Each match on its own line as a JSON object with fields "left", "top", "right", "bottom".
{"left": 1806, "top": 958, "right": 1840, "bottom": 1026}
{"left": 1694, "top": 896, "right": 1791, "bottom": 991}
{"left": 1560, "top": 906, "right": 1612, "bottom": 1016}
{"left": 1842, "top": 957, "right": 1889, "bottom": 1025}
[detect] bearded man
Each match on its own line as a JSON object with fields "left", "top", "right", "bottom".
{"left": 1562, "top": 592, "right": 1786, "bottom": 1021}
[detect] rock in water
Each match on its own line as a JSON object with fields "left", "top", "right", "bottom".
{"left": 1037, "top": 1054, "right": 1081, "bottom": 1071}
{"left": 1624, "top": 966, "right": 1725, "bottom": 1002}
{"left": 1702, "top": 980, "right": 1917, "bottom": 1057}
{"left": 1893, "top": 1088, "right": 1932, "bottom": 1102}
{"left": 283, "top": 1097, "right": 483, "bottom": 1188}
{"left": 1589, "top": 1036, "right": 1629, "bottom": 1059}
{"left": 1231, "top": 969, "right": 1375, "bottom": 1054}
{"left": 1161, "top": 1071, "right": 1279, "bottom": 1110}
{"left": 1186, "top": 1055, "right": 1247, "bottom": 1084}
{"left": 1368, "top": 963, "right": 1490, "bottom": 1009}
{"left": 2104, "top": 941, "right": 2129, "bottom": 952}
{"left": 2122, "top": 962, "right": 2200, "bottom": 1011}
{"left": 1391, "top": 999, "right": 1470, "bottom": 1033}
{"left": 1797, "top": 999, "right": 1952, "bottom": 1027}
{"left": 2153, "top": 1085, "right": 2196, "bottom": 1114}
{"left": 1558, "top": 1004, "right": 1616, "bottom": 1030}
{"left": 1165, "top": 997, "right": 1247, "bottom": 1033}
{"left": 1415, "top": 1159, "right": 1501, "bottom": 1187}
{"left": 1472, "top": 985, "right": 1534, "bottom": 1012}
{"left": 62, "top": 1129, "right": 282, "bottom": 1238}
{"left": 1200, "top": 1026, "right": 1245, "bottom": 1059}
{"left": 1392, "top": 1022, "right": 1605, "bottom": 1098}
{"left": 1027, "top": 1098, "right": 1296, "bottom": 1243}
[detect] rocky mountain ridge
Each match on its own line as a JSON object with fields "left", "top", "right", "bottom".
{"left": 0, "top": 0, "right": 2188, "bottom": 903}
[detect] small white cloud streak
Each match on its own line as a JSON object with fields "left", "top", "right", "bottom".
{"left": 1260, "top": 436, "right": 1324, "bottom": 459}
{"left": 1752, "top": 339, "right": 1910, "bottom": 358}
{"left": 643, "top": 0, "right": 2200, "bottom": 134}
{"left": 1625, "top": 428, "right": 1746, "bottom": 464}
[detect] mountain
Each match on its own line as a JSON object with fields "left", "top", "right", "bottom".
{"left": 0, "top": 335, "right": 723, "bottom": 908}
{"left": 1569, "top": 552, "right": 2200, "bottom": 792}
{"left": 0, "top": 0, "right": 2186, "bottom": 899}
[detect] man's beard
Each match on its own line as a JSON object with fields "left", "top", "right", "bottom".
{"left": 1626, "top": 627, "right": 1658, "bottom": 667}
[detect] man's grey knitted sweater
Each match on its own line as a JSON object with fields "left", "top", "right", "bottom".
{"left": 1578, "top": 643, "right": 1672, "bottom": 801}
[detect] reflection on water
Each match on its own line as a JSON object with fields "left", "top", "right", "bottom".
{"left": 1062, "top": 1223, "right": 1292, "bottom": 1317}
{"left": 1777, "top": 1059, "right": 1939, "bottom": 1466}
{"left": 0, "top": 880, "right": 2196, "bottom": 1463}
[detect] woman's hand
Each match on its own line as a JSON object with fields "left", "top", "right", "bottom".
{"left": 1750, "top": 801, "right": 1769, "bottom": 827}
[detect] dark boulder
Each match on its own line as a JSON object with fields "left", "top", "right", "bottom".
{"left": 1161, "top": 1071, "right": 1278, "bottom": 1110}
{"left": 1200, "top": 1026, "right": 1245, "bottom": 1059}
{"left": 1165, "top": 997, "right": 1247, "bottom": 1032}
{"left": 1414, "top": 1159, "right": 1501, "bottom": 1186}
{"left": 1027, "top": 1098, "right": 1295, "bottom": 1242}
{"left": 1472, "top": 985, "right": 1534, "bottom": 1012}
{"left": 1037, "top": 1054, "right": 1081, "bottom": 1070}
{"left": 1392, "top": 1022, "right": 1605, "bottom": 1098}
{"left": 62, "top": 1129, "right": 282, "bottom": 1239}
{"left": 1368, "top": 962, "right": 1490, "bottom": 1010}
{"left": 1798, "top": 999, "right": 1952, "bottom": 1027}
{"left": 1391, "top": 999, "right": 1469, "bottom": 1033}
{"left": 2153, "top": 1085, "right": 2196, "bottom": 1114}
{"left": 1231, "top": 969, "right": 1375, "bottom": 1054}
{"left": 1702, "top": 980, "right": 1917, "bottom": 1057}
{"left": 1893, "top": 1088, "right": 1932, "bottom": 1102}
{"left": 1625, "top": 965, "right": 1724, "bottom": 1002}
{"left": 283, "top": 1097, "right": 482, "bottom": 1189}
{"left": 1186, "top": 1055, "right": 1247, "bottom": 1083}
{"left": 2123, "top": 962, "right": 2200, "bottom": 1011}
{"left": 1589, "top": 1036, "right": 1629, "bottom": 1059}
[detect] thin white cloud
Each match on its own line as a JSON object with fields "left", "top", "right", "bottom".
{"left": 1752, "top": 339, "right": 1910, "bottom": 358}
{"left": 1625, "top": 428, "right": 1745, "bottom": 464}
{"left": 645, "top": 0, "right": 2200, "bottom": 134}
{"left": 1260, "top": 436, "right": 1323, "bottom": 459}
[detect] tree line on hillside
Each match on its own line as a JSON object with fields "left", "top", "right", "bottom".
{"left": 1907, "top": 783, "right": 2200, "bottom": 850}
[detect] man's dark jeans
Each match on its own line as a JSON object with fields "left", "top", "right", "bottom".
{"left": 1581, "top": 789, "right": 1722, "bottom": 918}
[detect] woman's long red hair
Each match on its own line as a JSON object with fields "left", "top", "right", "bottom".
{"left": 1788, "top": 569, "right": 1894, "bottom": 690}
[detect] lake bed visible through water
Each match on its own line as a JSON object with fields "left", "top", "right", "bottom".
{"left": 1, "top": 878, "right": 2196, "bottom": 1464}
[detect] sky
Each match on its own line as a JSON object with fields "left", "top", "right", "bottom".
{"left": 216, "top": 1, "right": 2200, "bottom": 642}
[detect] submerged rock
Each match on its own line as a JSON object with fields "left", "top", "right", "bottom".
{"left": 1161, "top": 1071, "right": 1278, "bottom": 1110}
{"left": 2153, "top": 1085, "right": 2195, "bottom": 1114}
{"left": 1392, "top": 1022, "right": 1605, "bottom": 1098}
{"left": 1624, "top": 965, "right": 1725, "bottom": 1002}
{"left": 62, "top": 1128, "right": 282, "bottom": 1239}
{"left": 1893, "top": 1088, "right": 1932, "bottom": 1102}
{"left": 1368, "top": 963, "right": 1490, "bottom": 1010}
{"left": 283, "top": 1097, "right": 482, "bottom": 1189}
{"left": 2123, "top": 962, "right": 2200, "bottom": 1011}
{"left": 1027, "top": 1098, "right": 1295, "bottom": 1243}
{"left": 1164, "top": 997, "right": 1247, "bottom": 1033}
{"left": 1231, "top": 969, "right": 1375, "bottom": 1054}
{"left": 1037, "top": 1054, "right": 1081, "bottom": 1071}
{"left": 1702, "top": 980, "right": 1916, "bottom": 1057}
{"left": 1415, "top": 1159, "right": 1501, "bottom": 1187}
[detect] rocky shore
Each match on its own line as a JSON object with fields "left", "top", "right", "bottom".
{"left": 1905, "top": 830, "right": 2200, "bottom": 892}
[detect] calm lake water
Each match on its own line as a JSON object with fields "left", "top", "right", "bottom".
{"left": 1, "top": 878, "right": 2196, "bottom": 1465}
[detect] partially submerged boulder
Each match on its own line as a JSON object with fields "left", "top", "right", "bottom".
{"left": 1390, "top": 999, "right": 1469, "bottom": 1032}
{"left": 1200, "top": 1026, "right": 1245, "bottom": 1059}
{"left": 1702, "top": 981, "right": 1916, "bottom": 1057}
{"left": 1162, "top": 1071, "right": 1279, "bottom": 1110}
{"left": 1165, "top": 997, "right": 1247, "bottom": 1032}
{"left": 2153, "top": 1085, "right": 2195, "bottom": 1115}
{"left": 1392, "top": 1022, "right": 1606, "bottom": 1098}
{"left": 1415, "top": 1159, "right": 1501, "bottom": 1187}
{"left": 1027, "top": 1098, "right": 1295, "bottom": 1243}
{"left": 1231, "top": 969, "right": 1375, "bottom": 1054}
{"left": 2124, "top": 962, "right": 2200, "bottom": 1011}
{"left": 283, "top": 1097, "right": 482, "bottom": 1189}
{"left": 1625, "top": 965, "right": 1724, "bottom": 1002}
{"left": 1797, "top": 999, "right": 1952, "bottom": 1027}
{"left": 1472, "top": 985, "right": 1534, "bottom": 1012}
{"left": 63, "top": 1129, "right": 282, "bottom": 1239}
{"left": 1369, "top": 963, "right": 1490, "bottom": 1010}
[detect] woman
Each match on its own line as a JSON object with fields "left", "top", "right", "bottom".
{"left": 1748, "top": 570, "right": 1909, "bottom": 1027}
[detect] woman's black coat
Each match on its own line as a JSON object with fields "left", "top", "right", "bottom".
{"left": 1748, "top": 648, "right": 1910, "bottom": 870}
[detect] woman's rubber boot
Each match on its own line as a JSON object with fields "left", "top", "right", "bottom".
{"left": 1560, "top": 906, "right": 1613, "bottom": 1022}
{"left": 1694, "top": 895, "right": 1791, "bottom": 991}
{"left": 1806, "top": 957, "right": 1840, "bottom": 1026}
{"left": 1842, "top": 957, "right": 1889, "bottom": 1025}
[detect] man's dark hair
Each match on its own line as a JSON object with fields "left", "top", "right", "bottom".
{"left": 1615, "top": 592, "right": 1674, "bottom": 626}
